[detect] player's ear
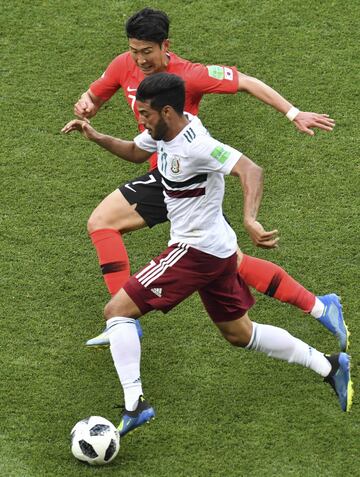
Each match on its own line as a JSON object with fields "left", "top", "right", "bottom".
{"left": 161, "top": 39, "right": 170, "bottom": 52}
{"left": 161, "top": 105, "right": 172, "bottom": 118}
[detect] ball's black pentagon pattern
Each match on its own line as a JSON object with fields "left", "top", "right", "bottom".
{"left": 79, "top": 439, "right": 98, "bottom": 458}
{"left": 104, "top": 439, "right": 118, "bottom": 462}
{"left": 90, "top": 424, "right": 111, "bottom": 436}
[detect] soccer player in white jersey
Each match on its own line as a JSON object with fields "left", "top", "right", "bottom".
{"left": 73, "top": 8, "right": 346, "bottom": 353}
{"left": 62, "top": 73, "right": 353, "bottom": 436}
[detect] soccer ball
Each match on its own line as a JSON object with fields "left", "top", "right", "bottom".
{"left": 70, "top": 416, "right": 120, "bottom": 465}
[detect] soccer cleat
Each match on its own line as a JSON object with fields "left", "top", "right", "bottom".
{"left": 324, "top": 353, "right": 353, "bottom": 412}
{"left": 118, "top": 396, "right": 155, "bottom": 437}
{"left": 85, "top": 328, "right": 111, "bottom": 348}
{"left": 85, "top": 320, "right": 143, "bottom": 348}
{"left": 317, "top": 294, "right": 349, "bottom": 352}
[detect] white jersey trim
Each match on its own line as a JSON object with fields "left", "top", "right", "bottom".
{"left": 136, "top": 243, "right": 189, "bottom": 288}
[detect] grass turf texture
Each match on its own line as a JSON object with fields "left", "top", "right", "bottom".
{"left": 1, "top": 0, "right": 359, "bottom": 475}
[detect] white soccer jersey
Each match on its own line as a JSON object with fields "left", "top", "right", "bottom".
{"left": 134, "top": 115, "right": 242, "bottom": 258}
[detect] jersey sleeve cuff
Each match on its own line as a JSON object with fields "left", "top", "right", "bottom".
{"left": 222, "top": 151, "right": 243, "bottom": 175}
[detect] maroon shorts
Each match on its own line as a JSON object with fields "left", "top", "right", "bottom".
{"left": 123, "top": 243, "right": 255, "bottom": 323}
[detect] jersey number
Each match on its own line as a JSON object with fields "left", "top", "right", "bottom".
{"left": 159, "top": 151, "right": 168, "bottom": 175}
{"left": 124, "top": 174, "right": 156, "bottom": 193}
{"left": 127, "top": 93, "right": 136, "bottom": 112}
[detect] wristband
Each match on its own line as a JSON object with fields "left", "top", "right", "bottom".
{"left": 286, "top": 106, "right": 300, "bottom": 121}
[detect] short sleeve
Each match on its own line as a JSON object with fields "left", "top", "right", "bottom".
{"left": 89, "top": 55, "right": 126, "bottom": 101}
{"left": 134, "top": 130, "right": 158, "bottom": 153}
{"left": 185, "top": 63, "right": 238, "bottom": 95}
{"left": 191, "top": 136, "right": 242, "bottom": 175}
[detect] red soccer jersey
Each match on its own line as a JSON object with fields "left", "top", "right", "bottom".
{"left": 90, "top": 51, "right": 238, "bottom": 169}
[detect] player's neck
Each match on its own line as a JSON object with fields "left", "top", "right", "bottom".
{"left": 163, "top": 115, "right": 190, "bottom": 142}
{"left": 159, "top": 52, "right": 170, "bottom": 72}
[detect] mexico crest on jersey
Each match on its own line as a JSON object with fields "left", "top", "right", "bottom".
{"left": 171, "top": 155, "right": 181, "bottom": 174}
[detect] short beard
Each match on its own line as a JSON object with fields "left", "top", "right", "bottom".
{"left": 151, "top": 117, "right": 168, "bottom": 140}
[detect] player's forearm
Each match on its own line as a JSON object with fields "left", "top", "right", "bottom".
{"left": 90, "top": 133, "right": 146, "bottom": 163}
{"left": 241, "top": 167, "right": 264, "bottom": 226}
{"left": 230, "top": 155, "right": 264, "bottom": 223}
{"left": 87, "top": 90, "right": 105, "bottom": 110}
{"left": 237, "top": 73, "right": 293, "bottom": 116}
{"left": 235, "top": 157, "right": 264, "bottom": 225}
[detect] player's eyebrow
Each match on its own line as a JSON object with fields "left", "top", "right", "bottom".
{"left": 137, "top": 106, "right": 148, "bottom": 114}
{"left": 129, "top": 46, "right": 153, "bottom": 53}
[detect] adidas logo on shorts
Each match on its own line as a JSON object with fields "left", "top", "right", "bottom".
{"left": 151, "top": 288, "right": 162, "bottom": 297}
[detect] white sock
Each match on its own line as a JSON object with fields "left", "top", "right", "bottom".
{"left": 108, "top": 316, "right": 143, "bottom": 411}
{"left": 310, "top": 297, "right": 325, "bottom": 319}
{"left": 247, "top": 322, "right": 331, "bottom": 377}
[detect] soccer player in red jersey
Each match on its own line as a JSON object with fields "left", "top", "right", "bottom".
{"left": 65, "top": 74, "right": 352, "bottom": 434}
{"left": 72, "top": 8, "right": 347, "bottom": 350}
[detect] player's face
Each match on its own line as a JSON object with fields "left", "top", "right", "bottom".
{"left": 128, "top": 38, "right": 169, "bottom": 76}
{"left": 137, "top": 100, "right": 169, "bottom": 140}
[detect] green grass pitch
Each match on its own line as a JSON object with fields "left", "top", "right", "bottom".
{"left": 1, "top": 1, "right": 359, "bottom": 475}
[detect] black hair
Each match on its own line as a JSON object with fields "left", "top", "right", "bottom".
{"left": 125, "top": 8, "right": 170, "bottom": 45}
{"left": 136, "top": 73, "right": 185, "bottom": 115}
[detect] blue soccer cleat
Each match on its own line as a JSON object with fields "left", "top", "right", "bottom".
{"left": 324, "top": 353, "right": 353, "bottom": 412}
{"left": 317, "top": 294, "right": 349, "bottom": 352}
{"left": 118, "top": 396, "right": 155, "bottom": 437}
{"left": 85, "top": 320, "right": 143, "bottom": 348}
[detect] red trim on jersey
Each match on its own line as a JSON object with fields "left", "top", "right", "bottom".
{"left": 164, "top": 187, "right": 206, "bottom": 198}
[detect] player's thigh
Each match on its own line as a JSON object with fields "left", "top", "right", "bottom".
{"left": 88, "top": 189, "right": 146, "bottom": 234}
{"left": 216, "top": 313, "right": 253, "bottom": 347}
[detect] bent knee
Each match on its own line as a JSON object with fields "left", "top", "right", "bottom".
{"left": 87, "top": 207, "right": 129, "bottom": 234}
{"left": 87, "top": 201, "right": 145, "bottom": 235}
{"left": 87, "top": 210, "right": 104, "bottom": 234}
{"left": 104, "top": 299, "right": 118, "bottom": 320}
{"left": 87, "top": 189, "right": 135, "bottom": 235}
{"left": 104, "top": 289, "right": 142, "bottom": 320}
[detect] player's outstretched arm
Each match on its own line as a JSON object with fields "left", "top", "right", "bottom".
{"left": 61, "top": 119, "right": 151, "bottom": 164}
{"left": 237, "top": 72, "right": 335, "bottom": 136}
{"left": 231, "top": 155, "right": 279, "bottom": 249}
{"left": 74, "top": 89, "right": 105, "bottom": 119}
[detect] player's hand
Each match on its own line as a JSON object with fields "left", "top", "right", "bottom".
{"left": 61, "top": 119, "right": 98, "bottom": 141}
{"left": 244, "top": 220, "right": 279, "bottom": 249}
{"left": 293, "top": 111, "right": 335, "bottom": 136}
{"left": 74, "top": 93, "right": 96, "bottom": 119}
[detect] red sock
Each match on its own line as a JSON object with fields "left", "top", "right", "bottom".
{"left": 238, "top": 254, "right": 315, "bottom": 313}
{"left": 90, "top": 229, "right": 130, "bottom": 297}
